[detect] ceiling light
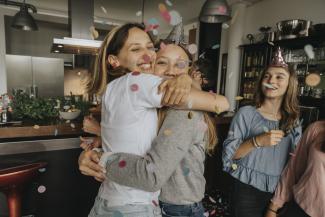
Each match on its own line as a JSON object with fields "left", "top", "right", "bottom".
{"left": 199, "top": 0, "right": 231, "bottom": 23}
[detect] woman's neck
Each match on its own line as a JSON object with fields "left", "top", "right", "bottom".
{"left": 258, "top": 98, "right": 283, "bottom": 120}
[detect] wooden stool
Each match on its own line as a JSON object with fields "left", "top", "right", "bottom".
{"left": 0, "top": 162, "right": 47, "bottom": 217}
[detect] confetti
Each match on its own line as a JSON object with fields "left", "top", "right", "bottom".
{"left": 304, "top": 44, "right": 315, "bottom": 59}
{"left": 214, "top": 106, "right": 221, "bottom": 115}
{"left": 165, "top": 0, "right": 172, "bottom": 6}
{"left": 158, "top": 3, "right": 171, "bottom": 23}
{"left": 289, "top": 152, "right": 296, "bottom": 157}
{"left": 267, "top": 41, "right": 275, "bottom": 46}
{"left": 182, "top": 166, "right": 190, "bottom": 176}
{"left": 211, "top": 44, "right": 220, "bottom": 50}
{"left": 152, "top": 29, "right": 158, "bottom": 36}
{"left": 210, "top": 209, "right": 216, "bottom": 215}
{"left": 222, "top": 23, "right": 229, "bottom": 29}
{"left": 209, "top": 196, "right": 217, "bottom": 204}
{"left": 228, "top": 71, "right": 234, "bottom": 79}
{"left": 216, "top": 5, "right": 227, "bottom": 14}
{"left": 33, "top": 125, "right": 40, "bottom": 129}
{"left": 143, "top": 54, "right": 151, "bottom": 63}
{"left": 199, "top": 52, "right": 205, "bottom": 59}
{"left": 118, "top": 160, "right": 127, "bottom": 168}
{"left": 130, "top": 84, "right": 139, "bottom": 92}
{"left": 131, "top": 71, "right": 140, "bottom": 76}
{"left": 188, "top": 111, "right": 193, "bottom": 119}
{"left": 231, "top": 163, "right": 238, "bottom": 170}
{"left": 188, "top": 44, "right": 198, "bottom": 54}
{"left": 176, "top": 60, "right": 187, "bottom": 69}
{"left": 66, "top": 120, "right": 70, "bottom": 123}
{"left": 235, "top": 96, "right": 244, "bottom": 101}
{"left": 54, "top": 128, "right": 58, "bottom": 136}
{"left": 112, "top": 211, "right": 123, "bottom": 217}
{"left": 146, "top": 163, "right": 156, "bottom": 172}
{"left": 169, "top": 10, "right": 182, "bottom": 26}
{"left": 204, "top": 212, "right": 209, "bottom": 217}
{"left": 198, "top": 120, "right": 208, "bottom": 132}
{"left": 37, "top": 185, "right": 46, "bottom": 193}
{"left": 136, "top": 10, "right": 142, "bottom": 16}
{"left": 187, "top": 99, "right": 193, "bottom": 109}
{"left": 38, "top": 168, "right": 46, "bottom": 173}
{"left": 160, "top": 42, "right": 167, "bottom": 50}
{"left": 152, "top": 200, "right": 159, "bottom": 207}
{"left": 228, "top": 130, "right": 234, "bottom": 136}
{"left": 63, "top": 105, "right": 70, "bottom": 110}
{"left": 263, "top": 126, "right": 269, "bottom": 133}
{"left": 100, "top": 6, "right": 107, "bottom": 14}
{"left": 70, "top": 123, "right": 75, "bottom": 129}
{"left": 163, "top": 128, "right": 173, "bottom": 136}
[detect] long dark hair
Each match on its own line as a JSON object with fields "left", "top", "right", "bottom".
{"left": 255, "top": 65, "right": 300, "bottom": 132}
{"left": 88, "top": 23, "right": 153, "bottom": 95}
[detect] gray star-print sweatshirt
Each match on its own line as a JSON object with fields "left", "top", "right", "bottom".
{"left": 103, "top": 109, "right": 207, "bottom": 204}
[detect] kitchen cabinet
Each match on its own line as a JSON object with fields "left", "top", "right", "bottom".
{"left": 6, "top": 55, "right": 64, "bottom": 97}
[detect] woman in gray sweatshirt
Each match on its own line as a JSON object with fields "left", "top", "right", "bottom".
{"left": 94, "top": 43, "right": 218, "bottom": 217}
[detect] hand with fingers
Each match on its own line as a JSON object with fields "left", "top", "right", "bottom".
{"left": 78, "top": 150, "right": 106, "bottom": 182}
{"left": 190, "top": 70, "right": 203, "bottom": 90}
{"left": 264, "top": 210, "right": 277, "bottom": 217}
{"left": 256, "top": 130, "right": 285, "bottom": 147}
{"left": 80, "top": 136, "right": 102, "bottom": 150}
{"left": 83, "top": 115, "right": 101, "bottom": 136}
{"left": 158, "top": 74, "right": 192, "bottom": 105}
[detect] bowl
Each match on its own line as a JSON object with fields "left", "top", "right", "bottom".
{"left": 59, "top": 109, "right": 81, "bottom": 120}
{"left": 276, "top": 19, "right": 311, "bottom": 36}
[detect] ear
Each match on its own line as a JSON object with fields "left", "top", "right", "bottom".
{"left": 107, "top": 55, "right": 120, "bottom": 68}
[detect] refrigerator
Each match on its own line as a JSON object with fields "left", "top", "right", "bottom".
{"left": 6, "top": 55, "right": 64, "bottom": 97}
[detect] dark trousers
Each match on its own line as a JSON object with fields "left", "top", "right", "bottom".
{"left": 231, "top": 178, "right": 272, "bottom": 217}
{"left": 281, "top": 200, "right": 310, "bottom": 217}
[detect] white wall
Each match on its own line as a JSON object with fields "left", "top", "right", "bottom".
{"left": 243, "top": 0, "right": 325, "bottom": 36}
{"left": 0, "top": 9, "right": 7, "bottom": 94}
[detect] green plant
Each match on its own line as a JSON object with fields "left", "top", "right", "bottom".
{"left": 10, "top": 90, "right": 91, "bottom": 123}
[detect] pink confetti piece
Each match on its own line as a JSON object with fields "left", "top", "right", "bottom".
{"left": 216, "top": 6, "right": 227, "bottom": 14}
{"left": 210, "top": 209, "right": 216, "bottom": 215}
{"left": 289, "top": 152, "right": 296, "bottom": 157}
{"left": 118, "top": 160, "right": 127, "bottom": 168}
{"left": 152, "top": 200, "right": 159, "bottom": 207}
{"left": 131, "top": 71, "right": 140, "bottom": 76}
{"left": 37, "top": 185, "right": 46, "bottom": 193}
{"left": 143, "top": 54, "right": 151, "bottom": 63}
{"left": 130, "top": 84, "right": 139, "bottom": 92}
{"left": 160, "top": 42, "right": 167, "bottom": 50}
{"left": 204, "top": 211, "right": 210, "bottom": 217}
{"left": 160, "top": 11, "right": 171, "bottom": 23}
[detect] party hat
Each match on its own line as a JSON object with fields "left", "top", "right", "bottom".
{"left": 270, "top": 47, "right": 288, "bottom": 69}
{"left": 165, "top": 19, "right": 186, "bottom": 45}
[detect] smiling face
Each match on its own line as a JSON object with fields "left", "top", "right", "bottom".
{"left": 110, "top": 27, "right": 156, "bottom": 73}
{"left": 154, "top": 44, "right": 191, "bottom": 78}
{"left": 261, "top": 66, "right": 290, "bottom": 99}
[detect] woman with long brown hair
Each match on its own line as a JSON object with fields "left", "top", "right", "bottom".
{"left": 78, "top": 22, "right": 229, "bottom": 217}
{"left": 222, "top": 47, "right": 302, "bottom": 217}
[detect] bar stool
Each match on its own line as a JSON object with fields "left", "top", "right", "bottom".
{"left": 0, "top": 162, "right": 47, "bottom": 217}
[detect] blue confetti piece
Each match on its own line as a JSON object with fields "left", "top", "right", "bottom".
{"left": 112, "top": 211, "right": 123, "bottom": 217}
{"left": 148, "top": 18, "right": 159, "bottom": 25}
{"left": 263, "top": 126, "right": 269, "bottom": 133}
{"left": 211, "top": 44, "right": 220, "bottom": 49}
{"left": 182, "top": 167, "right": 190, "bottom": 176}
